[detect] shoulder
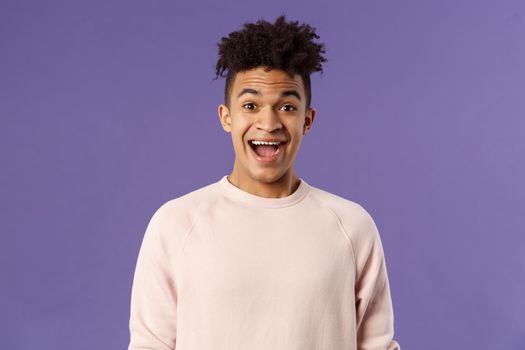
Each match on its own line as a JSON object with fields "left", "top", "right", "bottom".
{"left": 307, "top": 184, "right": 380, "bottom": 245}
{"left": 146, "top": 181, "right": 222, "bottom": 238}
{"left": 308, "top": 185, "right": 375, "bottom": 227}
{"left": 307, "top": 184, "right": 384, "bottom": 274}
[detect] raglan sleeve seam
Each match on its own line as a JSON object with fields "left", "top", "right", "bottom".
{"left": 128, "top": 200, "right": 193, "bottom": 350}
{"left": 308, "top": 192, "right": 358, "bottom": 283}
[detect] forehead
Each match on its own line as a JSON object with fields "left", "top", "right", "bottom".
{"left": 232, "top": 67, "right": 304, "bottom": 98}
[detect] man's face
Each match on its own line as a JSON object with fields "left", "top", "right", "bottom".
{"left": 218, "top": 66, "right": 316, "bottom": 185}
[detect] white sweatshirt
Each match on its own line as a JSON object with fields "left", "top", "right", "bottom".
{"left": 128, "top": 175, "right": 401, "bottom": 350}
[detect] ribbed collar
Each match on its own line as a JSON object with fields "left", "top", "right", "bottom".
{"left": 217, "top": 174, "right": 310, "bottom": 208}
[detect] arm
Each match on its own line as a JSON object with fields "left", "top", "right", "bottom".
{"left": 128, "top": 208, "right": 178, "bottom": 350}
{"left": 354, "top": 212, "right": 401, "bottom": 350}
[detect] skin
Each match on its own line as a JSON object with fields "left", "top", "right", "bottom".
{"left": 218, "top": 66, "right": 316, "bottom": 198}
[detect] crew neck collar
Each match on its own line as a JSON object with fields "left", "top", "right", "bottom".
{"left": 218, "top": 174, "right": 310, "bottom": 208}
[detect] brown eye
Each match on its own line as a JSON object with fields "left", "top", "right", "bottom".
{"left": 243, "top": 103, "right": 256, "bottom": 110}
{"left": 281, "top": 104, "right": 296, "bottom": 112}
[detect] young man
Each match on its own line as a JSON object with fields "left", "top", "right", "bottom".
{"left": 128, "top": 15, "right": 401, "bottom": 350}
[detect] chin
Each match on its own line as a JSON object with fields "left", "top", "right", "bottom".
{"left": 249, "top": 168, "right": 289, "bottom": 183}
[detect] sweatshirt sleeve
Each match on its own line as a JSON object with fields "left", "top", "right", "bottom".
{"left": 353, "top": 210, "right": 401, "bottom": 350}
{"left": 128, "top": 207, "right": 179, "bottom": 350}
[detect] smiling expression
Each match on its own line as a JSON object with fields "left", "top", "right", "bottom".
{"left": 218, "top": 66, "right": 316, "bottom": 188}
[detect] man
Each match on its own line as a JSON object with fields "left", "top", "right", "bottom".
{"left": 128, "top": 15, "right": 401, "bottom": 350}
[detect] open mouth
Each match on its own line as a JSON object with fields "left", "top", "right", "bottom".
{"left": 247, "top": 139, "right": 287, "bottom": 160}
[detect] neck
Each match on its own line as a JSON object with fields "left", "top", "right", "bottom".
{"left": 227, "top": 167, "right": 301, "bottom": 199}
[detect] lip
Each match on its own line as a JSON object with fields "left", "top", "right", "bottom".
{"left": 248, "top": 138, "right": 287, "bottom": 143}
{"left": 247, "top": 140, "right": 287, "bottom": 163}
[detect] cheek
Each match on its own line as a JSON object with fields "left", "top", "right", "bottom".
{"left": 288, "top": 124, "right": 304, "bottom": 142}
{"left": 230, "top": 124, "right": 250, "bottom": 149}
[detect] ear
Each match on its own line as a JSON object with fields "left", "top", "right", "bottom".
{"left": 303, "top": 107, "right": 316, "bottom": 135}
{"left": 218, "top": 104, "right": 232, "bottom": 133}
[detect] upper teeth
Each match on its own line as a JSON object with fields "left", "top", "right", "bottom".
{"left": 251, "top": 140, "right": 281, "bottom": 145}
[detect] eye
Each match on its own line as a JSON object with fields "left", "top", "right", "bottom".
{"left": 280, "top": 104, "right": 296, "bottom": 112}
{"left": 243, "top": 103, "right": 256, "bottom": 110}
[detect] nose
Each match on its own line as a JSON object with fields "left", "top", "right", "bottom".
{"left": 255, "top": 106, "right": 283, "bottom": 133}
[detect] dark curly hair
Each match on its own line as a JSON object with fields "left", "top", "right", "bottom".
{"left": 214, "top": 14, "right": 327, "bottom": 110}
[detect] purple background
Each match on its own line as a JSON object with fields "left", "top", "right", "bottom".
{"left": 1, "top": 1, "right": 524, "bottom": 349}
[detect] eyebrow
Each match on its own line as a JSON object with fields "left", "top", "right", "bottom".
{"left": 237, "top": 88, "right": 301, "bottom": 101}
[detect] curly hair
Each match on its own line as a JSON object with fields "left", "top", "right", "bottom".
{"left": 214, "top": 14, "right": 327, "bottom": 110}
